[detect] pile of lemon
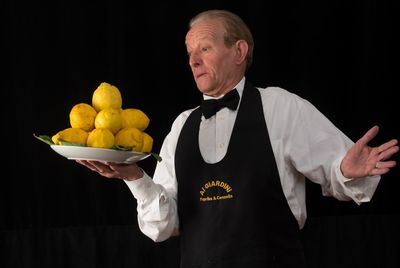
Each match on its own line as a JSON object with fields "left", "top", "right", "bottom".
{"left": 51, "top": 82, "right": 153, "bottom": 153}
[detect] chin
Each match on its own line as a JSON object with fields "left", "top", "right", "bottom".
{"left": 195, "top": 82, "right": 207, "bottom": 93}
{"left": 195, "top": 80, "right": 215, "bottom": 95}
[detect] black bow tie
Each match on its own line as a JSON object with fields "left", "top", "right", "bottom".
{"left": 200, "top": 89, "right": 240, "bottom": 119}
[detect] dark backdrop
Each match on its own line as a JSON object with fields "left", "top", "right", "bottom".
{"left": 2, "top": 0, "right": 399, "bottom": 267}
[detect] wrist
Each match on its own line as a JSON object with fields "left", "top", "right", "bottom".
{"left": 123, "top": 167, "right": 144, "bottom": 181}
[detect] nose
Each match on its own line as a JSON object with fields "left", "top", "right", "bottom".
{"left": 189, "top": 52, "right": 201, "bottom": 68}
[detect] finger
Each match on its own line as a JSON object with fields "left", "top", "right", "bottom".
{"left": 108, "top": 162, "right": 136, "bottom": 171}
{"left": 86, "top": 161, "right": 114, "bottom": 173}
{"left": 376, "top": 160, "right": 397, "bottom": 170}
{"left": 76, "top": 160, "right": 98, "bottom": 171}
{"left": 108, "top": 162, "right": 123, "bottom": 170}
{"left": 87, "top": 160, "right": 109, "bottom": 169}
{"left": 358, "top": 125, "right": 379, "bottom": 146}
{"left": 376, "top": 139, "right": 398, "bottom": 154}
{"left": 378, "top": 143, "right": 400, "bottom": 161}
{"left": 370, "top": 167, "right": 390, "bottom": 176}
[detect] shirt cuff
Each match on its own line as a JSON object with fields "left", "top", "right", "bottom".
{"left": 124, "top": 171, "right": 160, "bottom": 201}
{"left": 334, "top": 158, "right": 381, "bottom": 204}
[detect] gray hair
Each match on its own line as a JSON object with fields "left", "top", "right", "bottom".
{"left": 189, "top": 9, "right": 254, "bottom": 69}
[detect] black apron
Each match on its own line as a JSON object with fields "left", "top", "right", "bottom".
{"left": 175, "top": 82, "right": 305, "bottom": 268}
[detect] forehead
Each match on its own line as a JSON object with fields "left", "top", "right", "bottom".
{"left": 185, "top": 19, "right": 225, "bottom": 46}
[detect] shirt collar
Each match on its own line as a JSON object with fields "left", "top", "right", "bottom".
{"left": 203, "top": 77, "right": 246, "bottom": 100}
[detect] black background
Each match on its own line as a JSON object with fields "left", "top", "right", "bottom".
{"left": 2, "top": 0, "right": 399, "bottom": 267}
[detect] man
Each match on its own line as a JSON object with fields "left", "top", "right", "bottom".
{"left": 78, "top": 9, "right": 398, "bottom": 267}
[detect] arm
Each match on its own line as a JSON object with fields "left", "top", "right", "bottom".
{"left": 77, "top": 159, "right": 178, "bottom": 242}
{"left": 281, "top": 93, "right": 398, "bottom": 203}
{"left": 76, "top": 110, "right": 193, "bottom": 241}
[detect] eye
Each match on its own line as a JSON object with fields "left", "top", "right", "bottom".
{"left": 201, "top": 47, "right": 209, "bottom": 52}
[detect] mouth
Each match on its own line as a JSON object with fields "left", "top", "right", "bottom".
{"left": 195, "top": 73, "right": 206, "bottom": 79}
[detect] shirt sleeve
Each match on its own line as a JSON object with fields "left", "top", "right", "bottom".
{"left": 124, "top": 109, "right": 193, "bottom": 242}
{"left": 329, "top": 157, "right": 380, "bottom": 204}
{"left": 124, "top": 172, "right": 178, "bottom": 242}
{"left": 276, "top": 89, "right": 381, "bottom": 204}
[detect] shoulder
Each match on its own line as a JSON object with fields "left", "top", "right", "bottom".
{"left": 170, "top": 107, "right": 198, "bottom": 131}
{"left": 160, "top": 107, "right": 198, "bottom": 152}
{"left": 257, "top": 86, "right": 311, "bottom": 109}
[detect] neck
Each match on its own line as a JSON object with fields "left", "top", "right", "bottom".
{"left": 205, "top": 76, "right": 244, "bottom": 97}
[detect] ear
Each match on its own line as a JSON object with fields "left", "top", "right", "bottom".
{"left": 234, "top": 40, "right": 249, "bottom": 65}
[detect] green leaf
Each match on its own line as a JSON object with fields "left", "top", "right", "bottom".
{"left": 58, "top": 139, "right": 86, "bottom": 147}
{"left": 33, "top": 133, "right": 54, "bottom": 145}
{"left": 114, "top": 145, "right": 133, "bottom": 151}
{"left": 151, "top": 153, "right": 162, "bottom": 162}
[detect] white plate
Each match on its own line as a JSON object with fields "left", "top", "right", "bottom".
{"left": 50, "top": 145, "right": 151, "bottom": 163}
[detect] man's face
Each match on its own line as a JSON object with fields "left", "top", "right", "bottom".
{"left": 185, "top": 19, "right": 240, "bottom": 97}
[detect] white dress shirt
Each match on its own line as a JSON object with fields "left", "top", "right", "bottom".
{"left": 125, "top": 77, "right": 380, "bottom": 242}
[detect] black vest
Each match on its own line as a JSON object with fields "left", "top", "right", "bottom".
{"left": 175, "top": 82, "right": 305, "bottom": 268}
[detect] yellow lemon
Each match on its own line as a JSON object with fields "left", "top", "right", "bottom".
{"left": 52, "top": 127, "right": 88, "bottom": 146}
{"left": 94, "top": 108, "right": 122, "bottom": 134}
{"left": 120, "top": 108, "right": 150, "bottom": 131}
{"left": 115, "top": 127, "right": 144, "bottom": 152}
{"left": 141, "top": 132, "right": 153, "bottom": 153}
{"left": 69, "top": 103, "right": 97, "bottom": 131}
{"left": 92, "top": 82, "right": 122, "bottom": 112}
{"left": 86, "top": 128, "right": 115, "bottom": 149}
